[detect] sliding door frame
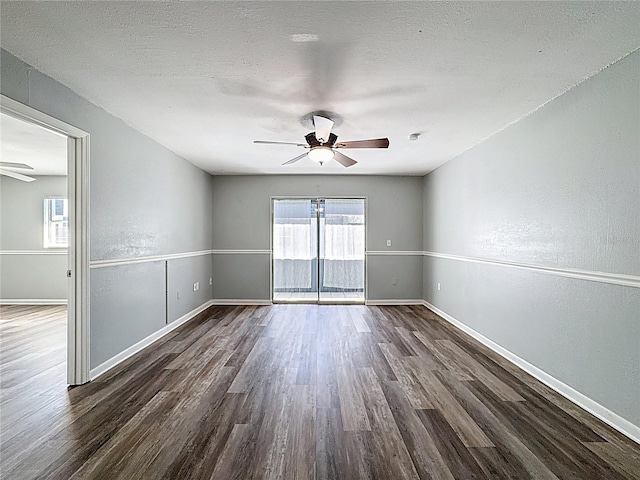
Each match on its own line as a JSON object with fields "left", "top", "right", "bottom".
{"left": 1, "top": 95, "right": 91, "bottom": 385}
{"left": 270, "top": 196, "right": 367, "bottom": 304}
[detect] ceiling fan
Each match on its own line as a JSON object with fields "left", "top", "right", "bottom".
{"left": 0, "top": 162, "right": 36, "bottom": 182}
{"left": 254, "top": 115, "right": 389, "bottom": 167}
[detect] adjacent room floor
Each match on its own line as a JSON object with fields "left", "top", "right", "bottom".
{"left": 1, "top": 304, "right": 638, "bottom": 479}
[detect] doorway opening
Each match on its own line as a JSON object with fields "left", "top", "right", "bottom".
{"left": 0, "top": 111, "right": 69, "bottom": 391}
{"left": 272, "top": 198, "right": 365, "bottom": 304}
{"left": 0, "top": 95, "right": 90, "bottom": 385}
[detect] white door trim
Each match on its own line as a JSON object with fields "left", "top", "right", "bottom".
{"left": 1, "top": 94, "right": 90, "bottom": 385}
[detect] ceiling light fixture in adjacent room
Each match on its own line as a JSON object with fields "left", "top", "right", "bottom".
{"left": 307, "top": 146, "right": 334, "bottom": 165}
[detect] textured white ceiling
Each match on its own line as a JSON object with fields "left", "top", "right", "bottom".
{"left": 0, "top": 113, "right": 67, "bottom": 176}
{"left": 1, "top": 1, "right": 639, "bottom": 175}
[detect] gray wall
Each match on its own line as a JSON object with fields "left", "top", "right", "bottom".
{"left": 0, "top": 175, "right": 68, "bottom": 301}
{"left": 422, "top": 51, "right": 639, "bottom": 428}
{"left": 167, "top": 255, "right": 213, "bottom": 323}
{"left": 1, "top": 49, "right": 214, "bottom": 368}
{"left": 211, "top": 175, "right": 423, "bottom": 301}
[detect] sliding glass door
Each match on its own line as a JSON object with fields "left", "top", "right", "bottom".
{"left": 272, "top": 198, "right": 365, "bottom": 303}
{"left": 273, "top": 199, "right": 318, "bottom": 302}
{"left": 319, "top": 199, "right": 365, "bottom": 302}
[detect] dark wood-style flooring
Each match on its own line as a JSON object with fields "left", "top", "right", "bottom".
{"left": 1, "top": 304, "right": 639, "bottom": 479}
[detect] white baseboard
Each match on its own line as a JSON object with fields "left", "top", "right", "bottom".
{"left": 366, "top": 299, "right": 424, "bottom": 306}
{"left": 89, "top": 300, "right": 214, "bottom": 380}
{"left": 212, "top": 299, "right": 272, "bottom": 305}
{"left": 422, "top": 300, "right": 640, "bottom": 445}
{"left": 0, "top": 299, "right": 67, "bottom": 305}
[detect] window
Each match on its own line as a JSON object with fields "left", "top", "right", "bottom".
{"left": 44, "top": 197, "right": 68, "bottom": 248}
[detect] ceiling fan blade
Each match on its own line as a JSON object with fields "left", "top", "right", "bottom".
{"left": 0, "top": 169, "right": 36, "bottom": 182}
{"left": 282, "top": 152, "right": 308, "bottom": 165}
{"left": 333, "top": 151, "right": 357, "bottom": 168}
{"left": 0, "top": 161, "right": 34, "bottom": 170}
{"left": 254, "top": 140, "right": 308, "bottom": 147}
{"left": 313, "top": 115, "right": 334, "bottom": 143}
{"left": 335, "top": 138, "right": 390, "bottom": 149}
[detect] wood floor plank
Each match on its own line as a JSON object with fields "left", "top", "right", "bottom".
{"left": 435, "top": 369, "right": 560, "bottom": 480}
{"left": 434, "top": 339, "right": 525, "bottom": 402}
{"left": 252, "top": 378, "right": 310, "bottom": 479}
{"left": 469, "top": 349, "right": 608, "bottom": 443}
{"left": 393, "top": 326, "right": 443, "bottom": 371}
{"left": 416, "top": 408, "right": 488, "bottom": 479}
{"left": 334, "top": 335, "right": 371, "bottom": 432}
{"left": 209, "top": 423, "right": 260, "bottom": 480}
{"left": 68, "top": 391, "right": 180, "bottom": 480}
{"left": 413, "top": 330, "right": 474, "bottom": 381}
{"left": 583, "top": 441, "right": 640, "bottom": 480}
{"left": 227, "top": 336, "right": 275, "bottom": 394}
{"left": 467, "top": 378, "right": 625, "bottom": 479}
{"left": 161, "top": 390, "right": 248, "bottom": 479}
{"left": 403, "top": 359, "right": 495, "bottom": 448}
{"left": 380, "top": 378, "right": 455, "bottom": 480}
{"left": 357, "top": 366, "right": 420, "bottom": 479}
{"left": 2, "top": 304, "right": 639, "bottom": 479}
{"left": 353, "top": 333, "right": 398, "bottom": 382}
{"left": 295, "top": 333, "right": 317, "bottom": 385}
{"left": 378, "top": 342, "right": 434, "bottom": 409}
{"left": 348, "top": 307, "right": 371, "bottom": 333}
{"left": 282, "top": 384, "right": 316, "bottom": 479}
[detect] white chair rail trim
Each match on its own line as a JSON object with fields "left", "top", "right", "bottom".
{"left": 423, "top": 251, "right": 639, "bottom": 288}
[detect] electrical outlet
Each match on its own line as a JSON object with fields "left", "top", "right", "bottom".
{"left": 177, "top": 291, "right": 180, "bottom": 300}
{"left": 209, "top": 278, "right": 213, "bottom": 286}
{"left": 193, "top": 282, "right": 198, "bottom": 292}
{"left": 437, "top": 282, "right": 441, "bottom": 291}
{"left": 392, "top": 277, "right": 397, "bottom": 285}
{"left": 386, "top": 239, "right": 392, "bottom": 247}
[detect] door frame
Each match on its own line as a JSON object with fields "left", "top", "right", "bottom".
{"left": 1, "top": 95, "right": 90, "bottom": 385}
{"left": 270, "top": 196, "right": 367, "bottom": 304}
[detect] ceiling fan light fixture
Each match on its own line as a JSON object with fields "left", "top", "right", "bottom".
{"left": 308, "top": 146, "right": 334, "bottom": 165}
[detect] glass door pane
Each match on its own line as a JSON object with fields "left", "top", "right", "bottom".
{"left": 272, "top": 199, "right": 319, "bottom": 303}
{"left": 319, "top": 199, "right": 365, "bottom": 303}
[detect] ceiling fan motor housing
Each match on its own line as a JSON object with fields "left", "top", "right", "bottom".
{"left": 305, "top": 132, "right": 337, "bottom": 148}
